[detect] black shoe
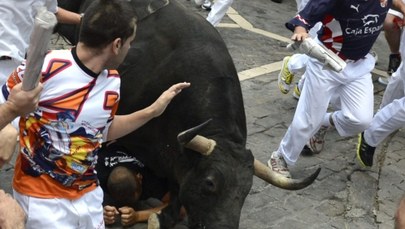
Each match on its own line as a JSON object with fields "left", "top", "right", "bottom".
{"left": 301, "top": 144, "right": 314, "bottom": 156}
{"left": 356, "top": 132, "right": 376, "bottom": 167}
{"left": 271, "top": 0, "right": 282, "bottom": 3}
{"left": 387, "top": 53, "right": 401, "bottom": 75}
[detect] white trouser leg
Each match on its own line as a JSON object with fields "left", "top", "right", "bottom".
{"left": 14, "top": 186, "right": 105, "bottom": 229}
{"left": 278, "top": 60, "right": 334, "bottom": 165}
{"left": 278, "top": 54, "right": 375, "bottom": 165}
{"left": 364, "top": 98, "right": 405, "bottom": 146}
{"left": 288, "top": 53, "right": 309, "bottom": 74}
{"left": 380, "top": 62, "right": 405, "bottom": 109}
{"left": 331, "top": 58, "right": 375, "bottom": 137}
{"left": 206, "top": 0, "right": 233, "bottom": 26}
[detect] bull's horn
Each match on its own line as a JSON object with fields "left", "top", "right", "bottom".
{"left": 177, "top": 119, "right": 212, "bottom": 145}
{"left": 184, "top": 135, "right": 216, "bottom": 156}
{"left": 178, "top": 119, "right": 216, "bottom": 155}
{"left": 254, "top": 159, "right": 320, "bottom": 190}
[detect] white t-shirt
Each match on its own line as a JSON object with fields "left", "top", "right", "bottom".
{"left": 0, "top": 0, "right": 58, "bottom": 62}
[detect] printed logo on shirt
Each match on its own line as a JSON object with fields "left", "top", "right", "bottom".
{"left": 350, "top": 4, "right": 360, "bottom": 13}
{"left": 344, "top": 14, "right": 383, "bottom": 36}
{"left": 362, "top": 14, "right": 379, "bottom": 26}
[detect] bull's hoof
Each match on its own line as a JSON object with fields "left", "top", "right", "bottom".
{"left": 148, "top": 213, "right": 160, "bottom": 229}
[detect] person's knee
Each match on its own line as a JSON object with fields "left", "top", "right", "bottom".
{"left": 345, "top": 115, "right": 371, "bottom": 130}
{"left": 337, "top": 113, "right": 372, "bottom": 136}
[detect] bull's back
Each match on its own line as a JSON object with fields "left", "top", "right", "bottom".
{"left": 116, "top": 0, "right": 246, "bottom": 176}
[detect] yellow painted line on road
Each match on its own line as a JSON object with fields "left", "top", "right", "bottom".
{"left": 225, "top": 7, "right": 291, "bottom": 43}
{"left": 217, "top": 23, "right": 240, "bottom": 28}
{"left": 238, "top": 61, "right": 282, "bottom": 81}
{"left": 226, "top": 7, "right": 254, "bottom": 29}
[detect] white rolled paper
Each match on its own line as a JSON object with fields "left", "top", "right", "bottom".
{"left": 23, "top": 7, "right": 57, "bottom": 91}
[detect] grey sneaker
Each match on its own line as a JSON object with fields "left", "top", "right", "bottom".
{"left": 309, "top": 125, "right": 329, "bottom": 154}
{"left": 267, "top": 151, "right": 291, "bottom": 178}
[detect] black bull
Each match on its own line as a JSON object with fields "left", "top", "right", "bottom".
{"left": 56, "top": 0, "right": 321, "bottom": 228}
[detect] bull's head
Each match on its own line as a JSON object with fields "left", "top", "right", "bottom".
{"left": 147, "top": 120, "right": 319, "bottom": 229}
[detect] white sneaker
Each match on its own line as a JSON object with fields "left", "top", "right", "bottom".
{"left": 267, "top": 151, "right": 291, "bottom": 178}
{"left": 378, "top": 76, "right": 390, "bottom": 85}
{"left": 278, "top": 56, "right": 295, "bottom": 94}
{"left": 201, "top": 0, "right": 212, "bottom": 10}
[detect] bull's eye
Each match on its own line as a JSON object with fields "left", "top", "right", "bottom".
{"left": 202, "top": 176, "right": 217, "bottom": 194}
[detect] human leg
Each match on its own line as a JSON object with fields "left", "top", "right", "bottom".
{"left": 14, "top": 186, "right": 105, "bottom": 229}
{"left": 331, "top": 58, "right": 375, "bottom": 137}
{"left": 357, "top": 98, "right": 405, "bottom": 167}
{"left": 380, "top": 11, "right": 402, "bottom": 84}
{"left": 380, "top": 61, "right": 405, "bottom": 109}
{"left": 274, "top": 60, "right": 335, "bottom": 166}
{"left": 365, "top": 98, "right": 405, "bottom": 147}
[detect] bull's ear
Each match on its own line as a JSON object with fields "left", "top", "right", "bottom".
{"left": 177, "top": 119, "right": 212, "bottom": 145}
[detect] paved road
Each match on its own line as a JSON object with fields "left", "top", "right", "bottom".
{"left": 1, "top": 0, "right": 404, "bottom": 228}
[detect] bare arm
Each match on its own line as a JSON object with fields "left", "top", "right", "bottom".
{"left": 393, "top": 0, "right": 405, "bottom": 25}
{"left": 55, "top": 7, "right": 81, "bottom": 24}
{"left": 0, "top": 125, "right": 18, "bottom": 168}
{"left": 0, "top": 83, "right": 42, "bottom": 130}
{"left": 0, "top": 190, "right": 25, "bottom": 229}
{"left": 106, "top": 82, "right": 190, "bottom": 141}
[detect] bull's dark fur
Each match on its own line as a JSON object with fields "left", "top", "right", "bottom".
{"left": 57, "top": 0, "right": 254, "bottom": 228}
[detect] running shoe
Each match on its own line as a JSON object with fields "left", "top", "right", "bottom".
{"left": 278, "top": 56, "right": 294, "bottom": 94}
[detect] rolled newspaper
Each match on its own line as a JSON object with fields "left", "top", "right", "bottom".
{"left": 22, "top": 7, "right": 57, "bottom": 91}
{"left": 287, "top": 37, "right": 347, "bottom": 73}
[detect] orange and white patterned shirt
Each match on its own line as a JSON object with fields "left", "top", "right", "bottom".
{"left": 1, "top": 48, "right": 120, "bottom": 199}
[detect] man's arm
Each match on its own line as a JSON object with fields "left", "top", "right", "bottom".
{"left": 119, "top": 203, "right": 169, "bottom": 226}
{"left": 393, "top": 0, "right": 405, "bottom": 25}
{"left": 106, "top": 82, "right": 190, "bottom": 141}
{"left": 0, "top": 83, "right": 42, "bottom": 130}
{"left": 55, "top": 7, "right": 82, "bottom": 24}
{"left": 0, "top": 82, "right": 42, "bottom": 168}
{"left": 0, "top": 190, "right": 25, "bottom": 229}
